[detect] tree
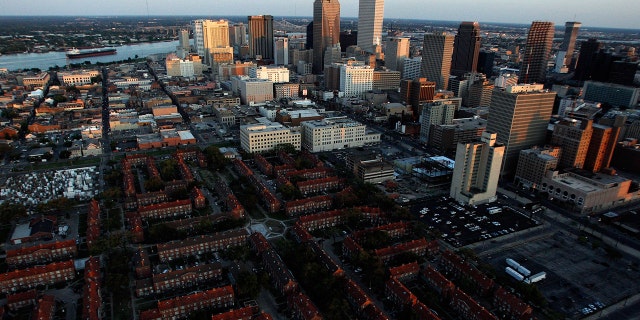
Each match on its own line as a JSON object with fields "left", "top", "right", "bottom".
{"left": 144, "top": 176, "right": 164, "bottom": 192}
{"left": 236, "top": 271, "right": 260, "bottom": 299}
{"left": 59, "top": 150, "right": 72, "bottom": 159}
{"left": 160, "top": 158, "right": 179, "bottom": 181}
{"left": 203, "top": 145, "right": 228, "bottom": 170}
{"left": 0, "top": 202, "right": 27, "bottom": 222}
{"left": 148, "top": 224, "right": 185, "bottom": 243}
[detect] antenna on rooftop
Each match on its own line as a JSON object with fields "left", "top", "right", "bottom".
{"left": 146, "top": 0, "right": 150, "bottom": 21}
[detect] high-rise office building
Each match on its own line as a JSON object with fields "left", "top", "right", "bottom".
{"left": 486, "top": 84, "right": 556, "bottom": 176}
{"left": 585, "top": 122, "right": 622, "bottom": 173}
{"left": 451, "top": 22, "right": 481, "bottom": 77}
{"left": 555, "top": 22, "right": 581, "bottom": 72}
{"left": 313, "top": 0, "right": 341, "bottom": 74}
{"left": 420, "top": 99, "right": 456, "bottom": 143}
{"left": 229, "top": 23, "right": 247, "bottom": 47}
{"left": 274, "top": 37, "right": 289, "bottom": 66}
{"left": 193, "top": 20, "right": 230, "bottom": 56}
{"left": 192, "top": 19, "right": 231, "bottom": 66}
{"left": 357, "top": 0, "right": 384, "bottom": 53}
{"left": 248, "top": 15, "right": 274, "bottom": 60}
{"left": 421, "top": 32, "right": 454, "bottom": 90}
{"left": 401, "top": 57, "right": 422, "bottom": 80}
{"left": 514, "top": 146, "right": 560, "bottom": 188}
{"left": 176, "top": 29, "right": 190, "bottom": 59}
{"left": 477, "top": 51, "right": 495, "bottom": 77}
{"left": 178, "top": 29, "right": 190, "bottom": 51}
{"left": 574, "top": 38, "right": 602, "bottom": 82}
{"left": 340, "top": 62, "right": 373, "bottom": 97}
{"left": 450, "top": 131, "right": 505, "bottom": 205}
{"left": 551, "top": 119, "right": 593, "bottom": 169}
{"left": 519, "top": 21, "right": 554, "bottom": 84}
{"left": 385, "top": 37, "right": 410, "bottom": 72}
{"left": 400, "top": 78, "right": 435, "bottom": 109}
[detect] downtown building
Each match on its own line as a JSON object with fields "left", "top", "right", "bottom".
{"left": 419, "top": 98, "right": 458, "bottom": 143}
{"left": 555, "top": 22, "right": 582, "bottom": 72}
{"left": 248, "top": 15, "right": 274, "bottom": 60}
{"left": 357, "top": 0, "right": 384, "bottom": 53}
{"left": 385, "top": 37, "right": 410, "bottom": 72}
{"left": 240, "top": 120, "right": 302, "bottom": 153}
{"left": 451, "top": 22, "right": 481, "bottom": 77}
{"left": 192, "top": 19, "right": 231, "bottom": 66}
{"left": 450, "top": 132, "right": 504, "bottom": 205}
{"left": 421, "top": 32, "right": 454, "bottom": 90}
{"left": 422, "top": 33, "right": 454, "bottom": 90}
{"left": 486, "top": 84, "right": 556, "bottom": 176}
{"left": 301, "top": 117, "right": 381, "bottom": 152}
{"left": 249, "top": 65, "right": 290, "bottom": 83}
{"left": 519, "top": 21, "right": 554, "bottom": 84}
{"left": 340, "top": 62, "right": 374, "bottom": 97}
{"left": 313, "top": 0, "right": 341, "bottom": 74}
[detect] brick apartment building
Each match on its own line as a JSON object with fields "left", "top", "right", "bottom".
{"left": 287, "top": 292, "right": 322, "bottom": 320}
{"left": 137, "top": 199, "right": 192, "bottom": 220}
{"left": 139, "top": 285, "right": 235, "bottom": 320}
{"left": 157, "top": 229, "right": 248, "bottom": 263}
{"left": 389, "top": 261, "right": 420, "bottom": 283}
{"left": 82, "top": 257, "right": 104, "bottom": 320}
{"left": 5, "top": 239, "right": 77, "bottom": 268}
{"left": 296, "top": 176, "right": 345, "bottom": 196}
{"left": 86, "top": 199, "right": 101, "bottom": 250}
{"left": 135, "top": 263, "right": 223, "bottom": 297}
{"left": 374, "top": 238, "right": 438, "bottom": 264}
{"left": 0, "top": 260, "right": 75, "bottom": 294}
{"left": 440, "top": 250, "right": 494, "bottom": 295}
{"left": 285, "top": 195, "right": 332, "bottom": 217}
{"left": 6, "top": 289, "right": 37, "bottom": 311}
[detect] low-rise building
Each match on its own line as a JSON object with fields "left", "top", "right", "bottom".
{"left": 5, "top": 239, "right": 77, "bottom": 268}
{"left": 157, "top": 229, "right": 248, "bottom": 262}
{"left": 240, "top": 119, "right": 301, "bottom": 153}
{"left": 301, "top": 117, "right": 380, "bottom": 152}
{"left": 540, "top": 170, "right": 640, "bottom": 214}
{"left": 514, "top": 146, "right": 561, "bottom": 189}
{"left": 137, "top": 199, "right": 192, "bottom": 220}
{"left": 0, "top": 260, "right": 75, "bottom": 294}
{"left": 139, "top": 286, "right": 235, "bottom": 320}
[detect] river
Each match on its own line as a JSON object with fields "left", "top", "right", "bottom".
{"left": 0, "top": 40, "right": 179, "bottom": 71}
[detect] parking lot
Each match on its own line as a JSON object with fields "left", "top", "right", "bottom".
{"left": 412, "top": 197, "right": 540, "bottom": 247}
{"left": 481, "top": 229, "right": 640, "bottom": 318}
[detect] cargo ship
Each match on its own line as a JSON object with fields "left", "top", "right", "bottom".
{"left": 66, "top": 47, "right": 117, "bottom": 59}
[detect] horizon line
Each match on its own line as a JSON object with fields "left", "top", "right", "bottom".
{"left": 0, "top": 15, "right": 638, "bottom": 31}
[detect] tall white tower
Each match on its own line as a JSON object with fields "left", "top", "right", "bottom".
{"left": 357, "top": 0, "right": 384, "bottom": 54}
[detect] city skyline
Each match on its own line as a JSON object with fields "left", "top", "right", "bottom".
{"left": 1, "top": 0, "right": 639, "bottom": 29}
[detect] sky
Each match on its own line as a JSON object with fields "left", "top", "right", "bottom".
{"left": 1, "top": 0, "right": 639, "bottom": 29}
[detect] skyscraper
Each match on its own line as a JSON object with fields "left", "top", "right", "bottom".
{"left": 313, "top": 0, "right": 341, "bottom": 74}
{"left": 551, "top": 118, "right": 593, "bottom": 169}
{"left": 451, "top": 22, "right": 481, "bottom": 77}
{"left": 385, "top": 37, "right": 410, "bottom": 72}
{"left": 248, "top": 15, "right": 274, "bottom": 60}
{"left": 450, "top": 131, "right": 505, "bottom": 205}
{"left": 176, "top": 29, "right": 190, "bottom": 59}
{"left": 421, "top": 32, "right": 454, "bottom": 90}
{"left": 574, "top": 38, "right": 602, "bottom": 82}
{"left": 192, "top": 19, "right": 231, "bottom": 66}
{"left": 519, "top": 21, "right": 554, "bottom": 84}
{"left": 357, "top": 0, "right": 384, "bottom": 53}
{"left": 274, "top": 37, "right": 289, "bottom": 66}
{"left": 585, "top": 122, "right": 622, "bottom": 172}
{"left": 229, "top": 23, "right": 247, "bottom": 47}
{"left": 178, "top": 29, "right": 190, "bottom": 51}
{"left": 555, "top": 22, "right": 581, "bottom": 72}
{"left": 486, "top": 84, "right": 556, "bottom": 176}
{"left": 420, "top": 99, "right": 456, "bottom": 143}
